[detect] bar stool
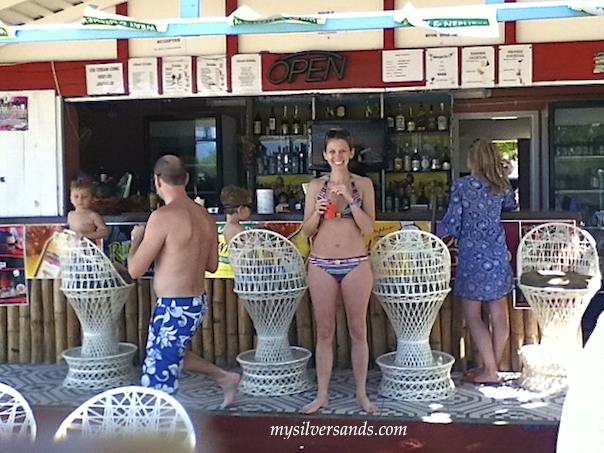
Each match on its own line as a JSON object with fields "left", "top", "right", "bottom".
{"left": 228, "top": 229, "right": 311, "bottom": 396}
{"left": 56, "top": 230, "right": 137, "bottom": 390}
{"left": 371, "top": 229, "right": 454, "bottom": 401}
{"left": 517, "top": 222, "right": 601, "bottom": 393}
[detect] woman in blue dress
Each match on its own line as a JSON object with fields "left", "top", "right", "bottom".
{"left": 439, "top": 139, "right": 517, "bottom": 384}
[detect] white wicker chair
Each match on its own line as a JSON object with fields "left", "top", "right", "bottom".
{"left": 371, "top": 229, "right": 455, "bottom": 401}
{"left": 0, "top": 382, "right": 36, "bottom": 442}
{"left": 229, "top": 229, "right": 311, "bottom": 396}
{"left": 55, "top": 230, "right": 137, "bottom": 390}
{"left": 517, "top": 222, "right": 601, "bottom": 392}
{"left": 54, "top": 386, "right": 196, "bottom": 451}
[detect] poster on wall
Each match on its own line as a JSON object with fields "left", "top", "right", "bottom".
{"left": 196, "top": 56, "right": 228, "bottom": 95}
{"left": 498, "top": 45, "right": 533, "bottom": 87}
{"left": 231, "top": 54, "right": 262, "bottom": 94}
{"left": 25, "top": 224, "right": 65, "bottom": 279}
{"left": 85, "top": 63, "right": 126, "bottom": 95}
{"left": 128, "top": 58, "right": 158, "bottom": 96}
{"left": 0, "top": 95, "right": 28, "bottom": 131}
{"left": 0, "top": 226, "right": 27, "bottom": 305}
{"left": 426, "top": 47, "right": 458, "bottom": 89}
{"left": 162, "top": 56, "right": 193, "bottom": 95}
{"left": 382, "top": 49, "right": 424, "bottom": 83}
{"left": 461, "top": 46, "right": 495, "bottom": 88}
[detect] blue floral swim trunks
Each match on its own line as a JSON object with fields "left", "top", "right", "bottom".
{"left": 141, "top": 293, "right": 208, "bottom": 395}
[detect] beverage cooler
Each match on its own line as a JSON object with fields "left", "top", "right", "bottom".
{"left": 550, "top": 102, "right": 604, "bottom": 227}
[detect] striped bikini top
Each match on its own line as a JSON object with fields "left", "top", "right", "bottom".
{"left": 319, "top": 176, "right": 363, "bottom": 219}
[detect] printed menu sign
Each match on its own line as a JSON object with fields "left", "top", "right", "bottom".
{"left": 426, "top": 47, "right": 458, "bottom": 89}
{"left": 461, "top": 46, "right": 495, "bottom": 88}
{"left": 197, "top": 56, "right": 228, "bottom": 95}
{"left": 0, "top": 226, "right": 27, "bottom": 305}
{"left": 499, "top": 45, "right": 532, "bottom": 87}
{"left": 231, "top": 54, "right": 262, "bottom": 94}
{"left": 85, "top": 63, "right": 125, "bottom": 95}
{"left": 382, "top": 49, "right": 424, "bottom": 83}
{"left": 162, "top": 56, "right": 193, "bottom": 95}
{"left": 128, "top": 58, "right": 158, "bottom": 96}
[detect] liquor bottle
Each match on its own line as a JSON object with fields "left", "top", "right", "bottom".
{"left": 407, "top": 107, "right": 416, "bottom": 132}
{"left": 298, "top": 145, "right": 307, "bottom": 174}
{"left": 416, "top": 103, "right": 427, "bottom": 132}
{"left": 427, "top": 105, "right": 437, "bottom": 132}
{"left": 421, "top": 154, "right": 431, "bottom": 172}
{"left": 324, "top": 100, "right": 334, "bottom": 119}
{"left": 268, "top": 107, "right": 277, "bottom": 135}
{"left": 442, "top": 148, "right": 452, "bottom": 171}
{"left": 437, "top": 102, "right": 449, "bottom": 131}
{"left": 283, "top": 145, "right": 291, "bottom": 173}
{"left": 411, "top": 148, "right": 421, "bottom": 172}
{"left": 280, "top": 106, "right": 290, "bottom": 136}
{"left": 335, "top": 104, "right": 346, "bottom": 118}
{"left": 403, "top": 142, "right": 412, "bottom": 172}
{"left": 253, "top": 111, "right": 263, "bottom": 135}
{"left": 276, "top": 146, "right": 284, "bottom": 174}
{"left": 292, "top": 105, "right": 301, "bottom": 135}
{"left": 417, "top": 186, "right": 429, "bottom": 205}
{"left": 386, "top": 105, "right": 395, "bottom": 132}
{"left": 395, "top": 103, "right": 406, "bottom": 132}
{"left": 364, "top": 100, "right": 372, "bottom": 118}
{"left": 393, "top": 145, "right": 404, "bottom": 172}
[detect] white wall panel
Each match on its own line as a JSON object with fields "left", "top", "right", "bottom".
{"left": 238, "top": 0, "right": 382, "bottom": 53}
{"left": 128, "top": 0, "right": 226, "bottom": 57}
{"left": 0, "top": 90, "right": 61, "bottom": 217}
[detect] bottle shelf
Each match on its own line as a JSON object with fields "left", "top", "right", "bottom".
{"left": 555, "top": 189, "right": 604, "bottom": 194}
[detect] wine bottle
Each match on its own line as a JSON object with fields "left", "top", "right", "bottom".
{"left": 280, "top": 106, "right": 290, "bottom": 136}
{"left": 393, "top": 145, "right": 403, "bottom": 172}
{"left": 437, "top": 102, "right": 449, "bottom": 131}
{"left": 253, "top": 111, "right": 262, "bottom": 135}
{"left": 335, "top": 104, "right": 346, "bottom": 118}
{"left": 411, "top": 148, "right": 421, "bottom": 172}
{"left": 298, "top": 144, "right": 307, "bottom": 174}
{"left": 407, "top": 107, "right": 416, "bottom": 132}
{"left": 427, "top": 105, "right": 437, "bottom": 132}
{"left": 268, "top": 107, "right": 277, "bottom": 135}
{"left": 292, "top": 105, "right": 301, "bottom": 135}
{"left": 386, "top": 105, "right": 395, "bottom": 132}
{"left": 395, "top": 103, "right": 406, "bottom": 132}
{"left": 364, "top": 100, "right": 373, "bottom": 118}
{"left": 416, "top": 103, "right": 427, "bottom": 132}
{"left": 403, "top": 142, "right": 412, "bottom": 172}
{"left": 442, "top": 148, "right": 452, "bottom": 171}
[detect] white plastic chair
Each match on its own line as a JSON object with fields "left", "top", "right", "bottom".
{"left": 371, "top": 229, "right": 455, "bottom": 401}
{"left": 0, "top": 382, "right": 37, "bottom": 442}
{"left": 56, "top": 230, "right": 137, "bottom": 389}
{"left": 54, "top": 386, "right": 196, "bottom": 451}
{"left": 517, "top": 222, "right": 601, "bottom": 392}
{"left": 229, "top": 229, "right": 311, "bottom": 396}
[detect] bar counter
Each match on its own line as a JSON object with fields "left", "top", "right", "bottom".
{"left": 0, "top": 210, "right": 582, "bottom": 373}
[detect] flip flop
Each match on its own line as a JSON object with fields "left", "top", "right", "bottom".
{"left": 464, "top": 372, "right": 502, "bottom": 386}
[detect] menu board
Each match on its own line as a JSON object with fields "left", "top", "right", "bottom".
{"left": 426, "top": 47, "right": 458, "bottom": 89}
{"left": 461, "top": 46, "right": 495, "bottom": 88}
{"left": 382, "top": 49, "right": 424, "bottom": 83}
{"left": 85, "top": 63, "right": 126, "bottom": 96}
{"left": 162, "top": 56, "right": 193, "bottom": 95}
{"left": 499, "top": 45, "right": 532, "bottom": 87}
{"left": 231, "top": 54, "right": 262, "bottom": 94}
{"left": 196, "top": 56, "right": 228, "bottom": 95}
{"left": 0, "top": 226, "right": 27, "bottom": 305}
{"left": 128, "top": 58, "right": 159, "bottom": 96}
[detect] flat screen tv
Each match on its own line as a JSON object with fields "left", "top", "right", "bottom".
{"left": 310, "top": 119, "right": 387, "bottom": 170}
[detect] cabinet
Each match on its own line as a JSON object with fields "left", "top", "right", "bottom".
{"left": 550, "top": 103, "right": 604, "bottom": 226}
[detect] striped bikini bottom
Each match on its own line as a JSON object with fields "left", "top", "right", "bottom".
{"left": 309, "top": 255, "right": 369, "bottom": 283}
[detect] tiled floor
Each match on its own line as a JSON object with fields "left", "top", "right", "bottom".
{"left": 0, "top": 363, "right": 565, "bottom": 425}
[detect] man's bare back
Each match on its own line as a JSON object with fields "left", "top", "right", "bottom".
{"left": 152, "top": 198, "right": 218, "bottom": 297}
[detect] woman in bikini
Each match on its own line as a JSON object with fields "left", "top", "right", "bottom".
{"left": 301, "top": 128, "right": 377, "bottom": 414}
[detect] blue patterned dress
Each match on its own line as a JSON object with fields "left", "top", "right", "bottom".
{"left": 440, "top": 176, "right": 517, "bottom": 302}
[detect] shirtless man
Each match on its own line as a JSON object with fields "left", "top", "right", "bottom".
{"left": 128, "top": 155, "right": 240, "bottom": 407}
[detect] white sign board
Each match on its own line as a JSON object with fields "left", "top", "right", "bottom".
{"left": 426, "top": 47, "right": 458, "bottom": 89}
{"left": 382, "top": 49, "right": 424, "bottom": 83}
{"left": 461, "top": 46, "right": 495, "bottom": 88}
{"left": 152, "top": 37, "right": 186, "bottom": 56}
{"left": 196, "top": 56, "right": 228, "bottom": 95}
{"left": 498, "top": 45, "right": 532, "bottom": 87}
{"left": 85, "top": 63, "right": 125, "bottom": 95}
{"left": 128, "top": 58, "right": 158, "bottom": 96}
{"left": 231, "top": 54, "right": 262, "bottom": 94}
{"left": 162, "top": 56, "right": 193, "bottom": 95}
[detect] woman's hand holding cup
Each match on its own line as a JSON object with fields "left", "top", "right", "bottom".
{"left": 315, "top": 197, "right": 330, "bottom": 218}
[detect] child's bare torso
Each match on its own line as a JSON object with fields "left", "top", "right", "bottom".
{"left": 68, "top": 209, "right": 98, "bottom": 236}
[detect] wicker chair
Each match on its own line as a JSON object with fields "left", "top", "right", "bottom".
{"left": 56, "top": 230, "right": 137, "bottom": 390}
{"left": 54, "top": 386, "right": 196, "bottom": 451}
{"left": 371, "top": 229, "right": 455, "bottom": 401}
{"left": 517, "top": 222, "right": 601, "bottom": 392}
{"left": 229, "top": 229, "right": 311, "bottom": 396}
{"left": 0, "top": 382, "right": 36, "bottom": 442}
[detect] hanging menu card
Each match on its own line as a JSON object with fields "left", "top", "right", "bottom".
{"left": 196, "top": 56, "right": 228, "bottom": 95}
{"left": 85, "top": 63, "right": 125, "bottom": 95}
{"left": 426, "top": 47, "right": 458, "bottom": 89}
{"left": 382, "top": 49, "right": 424, "bottom": 83}
{"left": 231, "top": 54, "right": 262, "bottom": 94}
{"left": 499, "top": 45, "right": 532, "bottom": 87}
{"left": 162, "top": 56, "right": 193, "bottom": 95}
{"left": 461, "top": 47, "right": 495, "bottom": 88}
{"left": 128, "top": 58, "right": 158, "bottom": 96}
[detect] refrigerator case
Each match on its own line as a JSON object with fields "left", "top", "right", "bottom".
{"left": 550, "top": 103, "right": 604, "bottom": 227}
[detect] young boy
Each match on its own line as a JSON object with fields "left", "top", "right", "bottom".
{"left": 67, "top": 178, "right": 110, "bottom": 241}
{"left": 220, "top": 185, "right": 253, "bottom": 244}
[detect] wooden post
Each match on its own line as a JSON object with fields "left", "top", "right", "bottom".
{"left": 295, "top": 291, "right": 313, "bottom": 352}
{"left": 53, "top": 278, "right": 67, "bottom": 362}
{"left": 451, "top": 295, "right": 465, "bottom": 371}
{"left": 500, "top": 301, "right": 512, "bottom": 371}
{"left": 524, "top": 309, "right": 540, "bottom": 345}
{"left": 0, "top": 306, "right": 7, "bottom": 363}
{"left": 18, "top": 304, "right": 31, "bottom": 363}
{"left": 335, "top": 297, "right": 349, "bottom": 369}
{"left": 137, "top": 279, "right": 151, "bottom": 363}
{"left": 237, "top": 296, "right": 253, "bottom": 353}
{"left": 7, "top": 307, "right": 19, "bottom": 363}
{"left": 124, "top": 285, "right": 138, "bottom": 346}
{"left": 430, "top": 310, "right": 443, "bottom": 352}
{"left": 509, "top": 299, "right": 524, "bottom": 371}
{"left": 225, "top": 279, "right": 239, "bottom": 367}
{"left": 42, "top": 279, "right": 56, "bottom": 364}
{"left": 440, "top": 293, "right": 453, "bottom": 355}
{"left": 66, "top": 299, "right": 80, "bottom": 351}
{"left": 369, "top": 295, "right": 387, "bottom": 362}
{"left": 202, "top": 278, "right": 215, "bottom": 363}
{"left": 29, "top": 280, "right": 44, "bottom": 362}
{"left": 212, "top": 278, "right": 227, "bottom": 368}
